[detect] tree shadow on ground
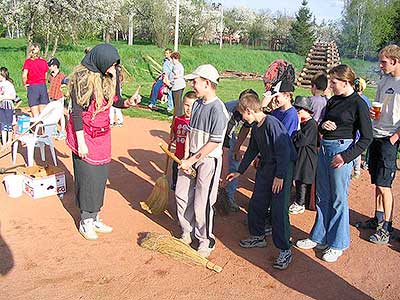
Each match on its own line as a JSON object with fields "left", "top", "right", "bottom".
{"left": 107, "top": 148, "right": 181, "bottom": 237}
{"left": 0, "top": 222, "right": 14, "bottom": 276}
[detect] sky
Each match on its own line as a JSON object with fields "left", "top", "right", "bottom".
{"left": 220, "top": 0, "right": 344, "bottom": 23}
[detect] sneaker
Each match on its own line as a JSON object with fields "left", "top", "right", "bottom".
{"left": 116, "top": 122, "right": 123, "bottom": 127}
{"left": 361, "top": 162, "right": 368, "bottom": 170}
{"left": 322, "top": 248, "right": 343, "bottom": 262}
{"left": 179, "top": 233, "right": 192, "bottom": 245}
{"left": 148, "top": 103, "right": 154, "bottom": 109}
{"left": 273, "top": 249, "right": 292, "bottom": 270}
{"left": 369, "top": 227, "right": 390, "bottom": 245}
{"left": 296, "top": 238, "right": 328, "bottom": 250}
{"left": 197, "top": 246, "right": 215, "bottom": 258}
{"left": 264, "top": 224, "right": 273, "bottom": 236}
{"left": 352, "top": 172, "right": 361, "bottom": 179}
{"left": 355, "top": 217, "right": 379, "bottom": 229}
{"left": 289, "top": 203, "right": 305, "bottom": 215}
{"left": 56, "top": 131, "right": 66, "bottom": 141}
{"left": 239, "top": 235, "right": 267, "bottom": 248}
{"left": 228, "top": 200, "right": 240, "bottom": 212}
{"left": 93, "top": 216, "right": 113, "bottom": 233}
{"left": 79, "top": 218, "right": 98, "bottom": 240}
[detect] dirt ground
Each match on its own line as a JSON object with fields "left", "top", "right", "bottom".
{"left": 0, "top": 117, "right": 399, "bottom": 300}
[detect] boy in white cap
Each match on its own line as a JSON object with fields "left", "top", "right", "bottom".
{"left": 175, "top": 64, "right": 229, "bottom": 258}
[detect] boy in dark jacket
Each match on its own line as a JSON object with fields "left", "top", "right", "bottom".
{"left": 226, "top": 92, "right": 297, "bottom": 270}
{"left": 289, "top": 96, "right": 319, "bottom": 214}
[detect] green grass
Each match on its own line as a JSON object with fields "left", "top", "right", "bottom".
{"left": 0, "top": 38, "right": 378, "bottom": 120}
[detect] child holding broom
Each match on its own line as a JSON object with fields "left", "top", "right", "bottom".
{"left": 226, "top": 91, "right": 297, "bottom": 270}
{"left": 176, "top": 64, "right": 229, "bottom": 258}
{"left": 170, "top": 91, "right": 196, "bottom": 191}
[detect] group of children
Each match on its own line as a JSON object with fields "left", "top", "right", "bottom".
{"left": 169, "top": 44, "right": 400, "bottom": 271}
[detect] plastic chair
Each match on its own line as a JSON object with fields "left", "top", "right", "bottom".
{"left": 12, "top": 101, "right": 63, "bottom": 166}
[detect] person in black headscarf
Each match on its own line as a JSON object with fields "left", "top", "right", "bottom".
{"left": 66, "top": 44, "right": 141, "bottom": 241}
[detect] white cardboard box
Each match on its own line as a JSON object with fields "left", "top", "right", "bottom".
{"left": 18, "top": 166, "right": 66, "bottom": 199}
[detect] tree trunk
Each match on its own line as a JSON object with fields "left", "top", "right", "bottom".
{"left": 190, "top": 35, "right": 194, "bottom": 47}
{"left": 115, "top": 30, "right": 118, "bottom": 41}
{"left": 51, "top": 36, "right": 59, "bottom": 57}
{"left": 44, "top": 29, "right": 50, "bottom": 59}
{"left": 128, "top": 14, "right": 133, "bottom": 45}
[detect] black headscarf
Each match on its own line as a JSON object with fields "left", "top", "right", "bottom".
{"left": 81, "top": 44, "right": 120, "bottom": 75}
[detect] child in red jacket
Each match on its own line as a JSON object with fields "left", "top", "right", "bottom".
{"left": 170, "top": 91, "right": 196, "bottom": 190}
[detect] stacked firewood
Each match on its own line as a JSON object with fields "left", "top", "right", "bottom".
{"left": 297, "top": 41, "right": 340, "bottom": 88}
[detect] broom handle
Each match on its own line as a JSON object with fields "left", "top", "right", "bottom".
{"left": 159, "top": 143, "right": 196, "bottom": 178}
{"left": 205, "top": 261, "right": 223, "bottom": 273}
{"left": 163, "top": 143, "right": 172, "bottom": 174}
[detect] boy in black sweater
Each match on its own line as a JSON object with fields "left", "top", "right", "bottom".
{"left": 226, "top": 92, "right": 297, "bottom": 270}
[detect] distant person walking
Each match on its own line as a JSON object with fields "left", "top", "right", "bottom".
{"left": 22, "top": 43, "right": 49, "bottom": 117}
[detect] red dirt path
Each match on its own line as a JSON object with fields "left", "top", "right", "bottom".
{"left": 0, "top": 117, "right": 399, "bottom": 300}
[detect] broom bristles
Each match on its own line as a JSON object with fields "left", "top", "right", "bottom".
{"left": 139, "top": 232, "right": 223, "bottom": 273}
{"left": 140, "top": 175, "right": 169, "bottom": 214}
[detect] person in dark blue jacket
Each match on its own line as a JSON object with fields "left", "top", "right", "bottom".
{"left": 226, "top": 91, "right": 297, "bottom": 270}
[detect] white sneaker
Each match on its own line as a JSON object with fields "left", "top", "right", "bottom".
{"left": 93, "top": 216, "right": 113, "bottom": 233}
{"left": 197, "top": 244, "right": 215, "bottom": 258}
{"left": 322, "top": 248, "right": 343, "bottom": 262}
{"left": 179, "top": 233, "right": 192, "bottom": 245}
{"left": 296, "top": 238, "right": 327, "bottom": 250}
{"left": 148, "top": 103, "right": 154, "bottom": 109}
{"left": 289, "top": 203, "right": 305, "bottom": 215}
{"left": 79, "top": 218, "right": 98, "bottom": 240}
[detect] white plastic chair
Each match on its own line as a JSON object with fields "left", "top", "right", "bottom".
{"left": 13, "top": 101, "right": 63, "bottom": 166}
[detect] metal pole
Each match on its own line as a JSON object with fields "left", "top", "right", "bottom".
{"left": 174, "top": 0, "right": 180, "bottom": 52}
{"left": 219, "top": 4, "right": 223, "bottom": 49}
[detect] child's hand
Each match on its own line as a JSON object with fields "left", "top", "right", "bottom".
{"left": 226, "top": 172, "right": 240, "bottom": 182}
{"left": 331, "top": 154, "right": 344, "bottom": 169}
{"left": 321, "top": 120, "right": 337, "bottom": 131}
{"left": 272, "top": 177, "right": 283, "bottom": 194}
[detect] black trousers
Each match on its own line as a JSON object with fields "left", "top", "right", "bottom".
{"left": 295, "top": 181, "right": 312, "bottom": 207}
{"left": 72, "top": 153, "right": 109, "bottom": 215}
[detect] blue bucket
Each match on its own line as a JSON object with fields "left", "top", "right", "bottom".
{"left": 17, "top": 115, "right": 30, "bottom": 134}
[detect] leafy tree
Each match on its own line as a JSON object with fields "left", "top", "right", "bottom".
{"left": 288, "top": 0, "right": 315, "bottom": 56}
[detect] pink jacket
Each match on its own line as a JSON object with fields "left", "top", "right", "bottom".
{"left": 66, "top": 98, "right": 112, "bottom": 165}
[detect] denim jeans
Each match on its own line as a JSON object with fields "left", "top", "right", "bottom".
{"left": 310, "top": 139, "right": 353, "bottom": 250}
{"left": 150, "top": 79, "right": 173, "bottom": 110}
{"left": 225, "top": 134, "right": 240, "bottom": 202}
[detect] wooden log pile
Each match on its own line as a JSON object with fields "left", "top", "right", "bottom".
{"left": 220, "top": 70, "right": 263, "bottom": 80}
{"left": 297, "top": 41, "right": 340, "bottom": 88}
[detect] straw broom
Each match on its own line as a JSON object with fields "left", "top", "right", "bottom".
{"left": 139, "top": 232, "right": 223, "bottom": 273}
{"left": 140, "top": 145, "right": 171, "bottom": 215}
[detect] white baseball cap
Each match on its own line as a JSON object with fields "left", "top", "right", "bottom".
{"left": 184, "top": 64, "right": 220, "bottom": 85}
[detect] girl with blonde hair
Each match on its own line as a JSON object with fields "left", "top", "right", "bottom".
{"left": 22, "top": 43, "right": 49, "bottom": 117}
{"left": 66, "top": 44, "right": 141, "bottom": 241}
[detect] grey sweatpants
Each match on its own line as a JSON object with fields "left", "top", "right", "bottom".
{"left": 175, "top": 156, "right": 222, "bottom": 250}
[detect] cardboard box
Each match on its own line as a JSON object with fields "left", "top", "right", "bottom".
{"left": 17, "top": 166, "right": 66, "bottom": 199}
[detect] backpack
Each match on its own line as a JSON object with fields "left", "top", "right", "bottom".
{"left": 263, "top": 59, "right": 296, "bottom": 92}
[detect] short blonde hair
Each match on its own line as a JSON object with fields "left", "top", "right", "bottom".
{"left": 379, "top": 45, "right": 400, "bottom": 61}
{"left": 238, "top": 93, "right": 261, "bottom": 113}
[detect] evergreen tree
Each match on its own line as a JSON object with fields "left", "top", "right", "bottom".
{"left": 288, "top": 0, "right": 315, "bottom": 56}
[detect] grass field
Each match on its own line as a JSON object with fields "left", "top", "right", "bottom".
{"left": 0, "top": 38, "right": 379, "bottom": 120}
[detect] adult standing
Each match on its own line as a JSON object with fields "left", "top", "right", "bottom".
{"left": 170, "top": 52, "right": 186, "bottom": 116}
{"left": 296, "top": 64, "right": 373, "bottom": 262}
{"left": 359, "top": 45, "right": 400, "bottom": 244}
{"left": 66, "top": 44, "right": 141, "bottom": 241}
{"left": 22, "top": 43, "right": 49, "bottom": 117}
